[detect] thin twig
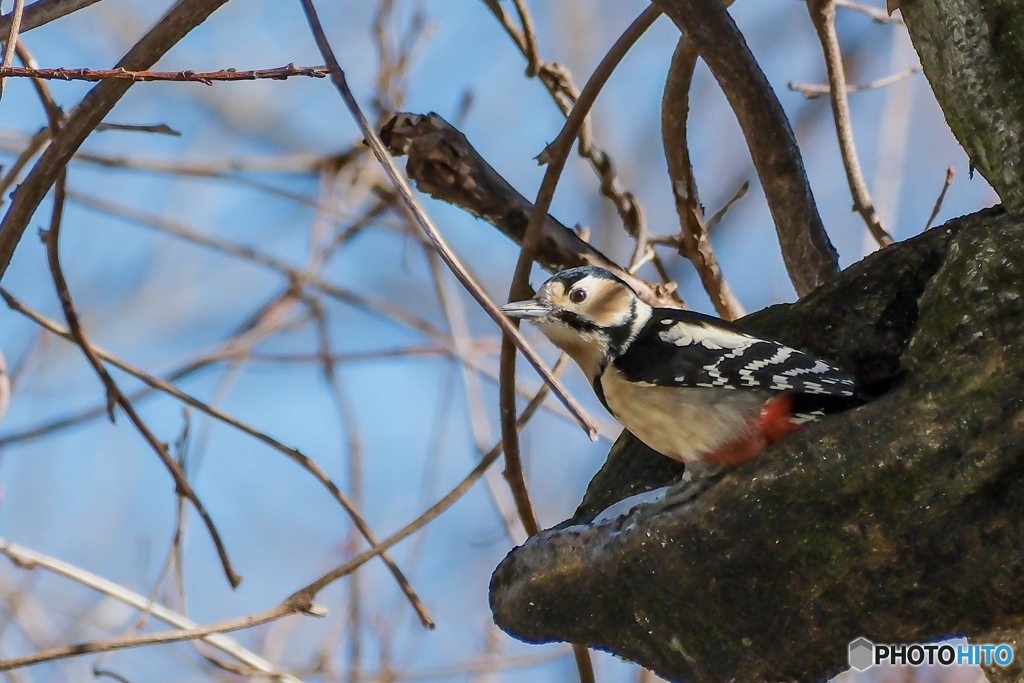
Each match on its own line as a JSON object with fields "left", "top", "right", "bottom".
{"left": 94, "top": 121, "right": 180, "bottom": 135}
{"left": 17, "top": 30, "right": 244, "bottom": 588}
{"left": 0, "top": 129, "right": 351, "bottom": 176}
{"left": 27, "top": 353, "right": 572, "bottom": 679}
{"left": 660, "top": 27, "right": 744, "bottom": 319}
{"left": 0, "top": 360, "right": 566, "bottom": 674}
{"left": 0, "top": 0, "right": 25, "bottom": 100}
{"left": 0, "top": 63, "right": 329, "bottom": 84}
{"left": 787, "top": 64, "right": 921, "bottom": 99}
{"left": 481, "top": 0, "right": 677, "bottom": 297}
{"left": 0, "top": 600, "right": 314, "bottom": 672}
{"left": 807, "top": 0, "right": 894, "bottom": 247}
{"left": 290, "top": 353, "right": 572, "bottom": 602}
{"left": 42, "top": 171, "right": 242, "bottom": 587}
{"left": 705, "top": 181, "right": 750, "bottom": 231}
{"left": 654, "top": 0, "right": 839, "bottom": 295}
{"left": 0, "top": 0, "right": 232, "bottom": 281}
{"left": 0, "top": 288, "right": 433, "bottom": 627}
{"left": 501, "top": 11, "right": 661, "bottom": 683}
{"left": 0, "top": 539, "right": 300, "bottom": 681}
{"left": 299, "top": 0, "right": 598, "bottom": 439}
{"left": 923, "top": 166, "right": 954, "bottom": 231}
{"left": 835, "top": 0, "right": 903, "bottom": 23}
{"left": 0, "top": 348, "right": 8, "bottom": 424}
{"left": 510, "top": 0, "right": 540, "bottom": 76}
{"left": 380, "top": 112, "right": 678, "bottom": 307}
{"left": 424, "top": 247, "right": 525, "bottom": 544}
{"left": 501, "top": 1, "right": 663, "bottom": 535}
{"left": 63, "top": 185, "right": 612, "bottom": 435}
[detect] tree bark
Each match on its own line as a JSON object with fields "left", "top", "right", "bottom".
{"left": 900, "top": 0, "right": 1024, "bottom": 210}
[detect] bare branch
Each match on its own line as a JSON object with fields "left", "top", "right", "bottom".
{"left": 807, "top": 0, "right": 894, "bottom": 247}
{"left": 42, "top": 174, "right": 242, "bottom": 588}
{"left": 787, "top": 64, "right": 922, "bottom": 98}
{"left": 0, "top": 63, "right": 329, "bottom": 84}
{"left": 380, "top": 113, "right": 679, "bottom": 308}
{"left": 0, "top": 0, "right": 101, "bottom": 36}
{"left": 299, "top": 0, "right": 599, "bottom": 439}
{"left": 0, "top": 538, "right": 301, "bottom": 681}
{"left": 835, "top": 0, "right": 904, "bottom": 23}
{"left": 0, "top": 288, "right": 434, "bottom": 627}
{"left": 0, "top": 349, "right": 8, "bottom": 424}
{"left": 0, "top": 0, "right": 232, "bottom": 281}
{"left": 0, "top": 0, "right": 25, "bottom": 100}
{"left": 923, "top": 166, "right": 955, "bottom": 231}
{"left": 480, "top": 0, "right": 677, "bottom": 295}
{"left": 493, "top": 14, "right": 664, "bottom": 680}
{"left": 291, "top": 353, "right": 571, "bottom": 602}
{"left": 661, "top": 32, "right": 745, "bottom": 319}
{"left": 0, "top": 600, "right": 313, "bottom": 673}
{"left": 500, "top": 0, "right": 663, "bottom": 536}
{"left": 653, "top": 0, "right": 839, "bottom": 296}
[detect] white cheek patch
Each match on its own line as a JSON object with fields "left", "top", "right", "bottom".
{"left": 658, "top": 322, "right": 756, "bottom": 351}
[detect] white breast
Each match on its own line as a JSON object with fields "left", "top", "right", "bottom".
{"left": 599, "top": 365, "right": 768, "bottom": 464}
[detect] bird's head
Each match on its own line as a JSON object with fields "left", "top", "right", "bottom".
{"left": 501, "top": 266, "right": 651, "bottom": 378}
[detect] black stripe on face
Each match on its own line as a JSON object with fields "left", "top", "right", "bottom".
{"left": 603, "top": 298, "right": 636, "bottom": 356}
{"left": 555, "top": 305, "right": 634, "bottom": 360}
{"left": 557, "top": 310, "right": 599, "bottom": 332}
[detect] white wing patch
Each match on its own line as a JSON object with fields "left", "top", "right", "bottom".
{"left": 781, "top": 359, "right": 832, "bottom": 377}
{"left": 739, "top": 347, "right": 794, "bottom": 387}
{"left": 658, "top": 321, "right": 756, "bottom": 350}
{"left": 645, "top": 317, "right": 857, "bottom": 397}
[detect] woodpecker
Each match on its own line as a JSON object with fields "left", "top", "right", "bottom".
{"left": 501, "top": 266, "right": 858, "bottom": 478}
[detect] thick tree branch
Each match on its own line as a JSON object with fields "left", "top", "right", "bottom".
{"left": 652, "top": 0, "right": 839, "bottom": 297}
{"left": 380, "top": 112, "right": 679, "bottom": 309}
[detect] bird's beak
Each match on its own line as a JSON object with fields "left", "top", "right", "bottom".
{"left": 501, "top": 299, "right": 552, "bottom": 320}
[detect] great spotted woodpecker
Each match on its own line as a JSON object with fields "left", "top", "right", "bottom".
{"left": 501, "top": 266, "right": 858, "bottom": 478}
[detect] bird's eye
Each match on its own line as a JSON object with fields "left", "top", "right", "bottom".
{"left": 569, "top": 288, "right": 587, "bottom": 304}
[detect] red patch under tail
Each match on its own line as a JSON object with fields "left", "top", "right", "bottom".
{"left": 699, "top": 394, "right": 803, "bottom": 469}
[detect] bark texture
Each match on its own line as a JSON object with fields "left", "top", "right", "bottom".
{"left": 490, "top": 207, "right": 1024, "bottom": 682}
{"left": 901, "top": 0, "right": 1024, "bottom": 209}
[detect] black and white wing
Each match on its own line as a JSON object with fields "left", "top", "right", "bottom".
{"left": 616, "top": 310, "right": 857, "bottom": 398}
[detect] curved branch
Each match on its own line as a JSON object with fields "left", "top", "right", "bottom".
{"left": 661, "top": 35, "right": 745, "bottom": 319}
{"left": 500, "top": 4, "right": 664, "bottom": 537}
{"left": 653, "top": 0, "right": 839, "bottom": 296}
